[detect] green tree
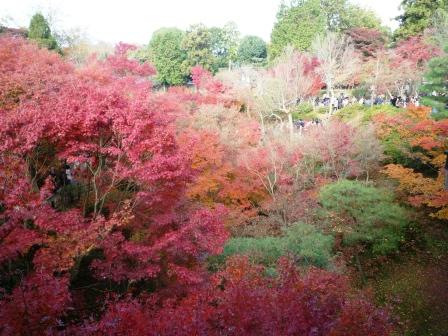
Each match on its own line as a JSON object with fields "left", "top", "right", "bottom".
{"left": 28, "top": 13, "right": 58, "bottom": 50}
{"left": 320, "top": 180, "right": 408, "bottom": 255}
{"left": 421, "top": 44, "right": 448, "bottom": 119}
{"left": 395, "top": 0, "right": 448, "bottom": 40}
{"left": 321, "top": 0, "right": 383, "bottom": 32}
{"left": 270, "top": 0, "right": 383, "bottom": 59}
{"left": 140, "top": 28, "right": 187, "bottom": 86}
{"left": 340, "top": 4, "right": 384, "bottom": 32}
{"left": 237, "top": 35, "right": 267, "bottom": 64}
{"left": 209, "top": 22, "right": 240, "bottom": 70}
{"left": 270, "top": 0, "right": 326, "bottom": 58}
{"left": 181, "top": 24, "right": 216, "bottom": 74}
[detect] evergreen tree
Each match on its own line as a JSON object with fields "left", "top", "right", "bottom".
{"left": 270, "top": 0, "right": 383, "bottom": 60}
{"left": 270, "top": 0, "right": 326, "bottom": 58}
{"left": 320, "top": 180, "right": 409, "bottom": 255}
{"left": 395, "top": 0, "right": 448, "bottom": 40}
{"left": 181, "top": 24, "right": 216, "bottom": 74}
{"left": 237, "top": 35, "right": 267, "bottom": 64}
{"left": 144, "top": 28, "right": 187, "bottom": 86}
{"left": 28, "top": 13, "right": 58, "bottom": 50}
{"left": 209, "top": 23, "right": 239, "bottom": 70}
{"left": 421, "top": 44, "right": 448, "bottom": 119}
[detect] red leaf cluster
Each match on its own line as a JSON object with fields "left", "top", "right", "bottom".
{"left": 81, "top": 258, "right": 393, "bottom": 336}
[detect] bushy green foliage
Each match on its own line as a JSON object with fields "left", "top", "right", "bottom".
{"left": 144, "top": 28, "right": 187, "bottom": 86}
{"left": 380, "top": 129, "right": 413, "bottom": 165}
{"left": 336, "top": 104, "right": 401, "bottom": 123}
{"left": 28, "top": 13, "right": 58, "bottom": 50}
{"left": 283, "top": 223, "right": 334, "bottom": 267}
{"left": 270, "top": 0, "right": 384, "bottom": 59}
{"left": 180, "top": 23, "right": 239, "bottom": 74}
{"left": 213, "top": 223, "right": 334, "bottom": 268}
{"left": 421, "top": 44, "right": 448, "bottom": 119}
{"left": 181, "top": 24, "right": 216, "bottom": 73}
{"left": 222, "top": 237, "right": 285, "bottom": 266}
{"left": 237, "top": 35, "right": 267, "bottom": 64}
{"left": 291, "top": 103, "right": 315, "bottom": 120}
{"left": 320, "top": 180, "right": 408, "bottom": 255}
{"left": 209, "top": 23, "right": 239, "bottom": 69}
{"left": 270, "top": 0, "right": 326, "bottom": 58}
{"left": 337, "top": 3, "right": 384, "bottom": 32}
{"left": 394, "top": 0, "right": 448, "bottom": 40}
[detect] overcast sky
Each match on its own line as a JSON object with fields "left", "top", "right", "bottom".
{"left": 1, "top": 0, "right": 402, "bottom": 45}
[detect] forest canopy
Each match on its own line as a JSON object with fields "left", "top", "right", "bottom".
{"left": 0, "top": 0, "right": 448, "bottom": 334}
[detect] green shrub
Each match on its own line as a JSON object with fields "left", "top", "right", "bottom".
{"left": 283, "top": 223, "right": 334, "bottom": 267}
{"left": 28, "top": 13, "right": 59, "bottom": 51}
{"left": 351, "top": 86, "right": 369, "bottom": 98}
{"left": 381, "top": 129, "right": 412, "bottom": 165}
{"left": 428, "top": 106, "right": 448, "bottom": 121}
{"left": 212, "top": 223, "right": 334, "bottom": 268}
{"left": 292, "top": 103, "right": 313, "bottom": 118}
{"left": 320, "top": 180, "right": 408, "bottom": 255}
{"left": 222, "top": 236, "right": 285, "bottom": 266}
{"left": 336, "top": 104, "right": 401, "bottom": 123}
{"left": 291, "top": 103, "right": 325, "bottom": 121}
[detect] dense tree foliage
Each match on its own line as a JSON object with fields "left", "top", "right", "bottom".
{"left": 395, "top": 0, "right": 448, "bottom": 40}
{"left": 320, "top": 180, "right": 409, "bottom": 255}
{"left": 181, "top": 24, "right": 216, "bottom": 73}
{"left": 135, "top": 23, "right": 238, "bottom": 82}
{"left": 28, "top": 12, "right": 58, "bottom": 51}
{"left": 180, "top": 23, "right": 239, "bottom": 75}
{"left": 421, "top": 44, "right": 448, "bottom": 117}
{"left": 209, "top": 22, "right": 240, "bottom": 70}
{"left": 80, "top": 257, "right": 393, "bottom": 336}
{"left": 375, "top": 106, "right": 448, "bottom": 219}
{"left": 140, "top": 28, "right": 187, "bottom": 85}
{"left": 320, "top": 0, "right": 383, "bottom": 32}
{"left": 270, "top": 0, "right": 326, "bottom": 57}
{"left": 0, "top": 37, "right": 228, "bottom": 333}
{"left": 237, "top": 35, "right": 267, "bottom": 64}
{"left": 219, "top": 222, "right": 334, "bottom": 267}
{"left": 270, "top": 0, "right": 384, "bottom": 58}
{"left": 346, "top": 27, "right": 387, "bottom": 60}
{"left": 2, "top": 0, "right": 448, "bottom": 332}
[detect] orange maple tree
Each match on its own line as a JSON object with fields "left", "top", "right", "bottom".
{"left": 375, "top": 106, "right": 448, "bottom": 219}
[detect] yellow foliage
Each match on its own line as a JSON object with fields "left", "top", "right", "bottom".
{"left": 383, "top": 164, "right": 448, "bottom": 220}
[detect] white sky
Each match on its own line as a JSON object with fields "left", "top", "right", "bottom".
{"left": 0, "top": 0, "right": 402, "bottom": 45}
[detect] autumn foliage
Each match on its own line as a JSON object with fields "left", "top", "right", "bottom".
{"left": 0, "top": 35, "right": 397, "bottom": 335}
{"left": 80, "top": 257, "right": 393, "bottom": 336}
{"left": 0, "top": 36, "right": 228, "bottom": 333}
{"left": 374, "top": 106, "right": 448, "bottom": 219}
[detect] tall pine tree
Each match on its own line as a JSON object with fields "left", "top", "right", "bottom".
{"left": 28, "top": 13, "right": 58, "bottom": 51}
{"left": 395, "top": 0, "right": 448, "bottom": 40}
{"left": 421, "top": 44, "right": 448, "bottom": 119}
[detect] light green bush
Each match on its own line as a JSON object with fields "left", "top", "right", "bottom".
{"left": 283, "top": 223, "right": 334, "bottom": 267}
{"left": 336, "top": 104, "right": 400, "bottom": 123}
{"left": 212, "top": 223, "right": 334, "bottom": 269}
{"left": 320, "top": 180, "right": 408, "bottom": 255}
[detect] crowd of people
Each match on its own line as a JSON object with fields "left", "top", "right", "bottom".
{"left": 313, "top": 93, "right": 421, "bottom": 110}
{"left": 292, "top": 92, "right": 424, "bottom": 132}
{"left": 293, "top": 118, "right": 321, "bottom": 130}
